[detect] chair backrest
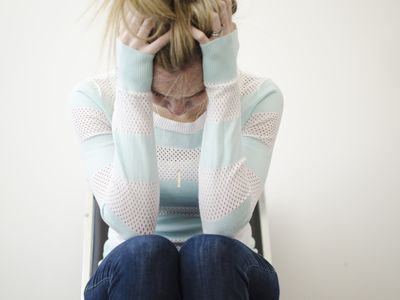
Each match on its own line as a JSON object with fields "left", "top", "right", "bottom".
{"left": 91, "top": 196, "right": 108, "bottom": 276}
{"left": 249, "top": 200, "right": 264, "bottom": 256}
{"left": 89, "top": 195, "right": 266, "bottom": 276}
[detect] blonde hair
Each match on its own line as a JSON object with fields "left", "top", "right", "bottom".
{"left": 82, "top": 0, "right": 237, "bottom": 73}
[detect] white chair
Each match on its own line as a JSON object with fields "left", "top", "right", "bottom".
{"left": 80, "top": 191, "right": 273, "bottom": 299}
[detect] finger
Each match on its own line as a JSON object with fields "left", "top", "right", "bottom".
{"left": 190, "top": 26, "right": 209, "bottom": 45}
{"left": 136, "top": 16, "right": 156, "bottom": 40}
{"left": 143, "top": 28, "right": 172, "bottom": 54}
{"left": 128, "top": 9, "right": 145, "bottom": 37}
{"left": 224, "top": 0, "right": 233, "bottom": 21}
{"left": 125, "top": 11, "right": 148, "bottom": 48}
{"left": 211, "top": 11, "right": 222, "bottom": 38}
{"left": 119, "top": 30, "right": 131, "bottom": 45}
{"left": 119, "top": 15, "right": 133, "bottom": 45}
{"left": 219, "top": 0, "right": 231, "bottom": 33}
{"left": 118, "top": 11, "right": 131, "bottom": 39}
{"left": 118, "top": 10, "right": 135, "bottom": 39}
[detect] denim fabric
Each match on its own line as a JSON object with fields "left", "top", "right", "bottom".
{"left": 84, "top": 234, "right": 280, "bottom": 300}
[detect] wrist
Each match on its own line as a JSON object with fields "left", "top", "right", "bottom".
{"left": 200, "top": 29, "right": 239, "bottom": 85}
{"left": 116, "top": 39, "right": 155, "bottom": 92}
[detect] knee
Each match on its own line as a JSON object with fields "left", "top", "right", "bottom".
{"left": 180, "top": 234, "right": 238, "bottom": 262}
{"left": 115, "top": 234, "right": 178, "bottom": 263}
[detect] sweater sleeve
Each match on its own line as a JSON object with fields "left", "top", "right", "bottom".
{"left": 68, "top": 40, "right": 159, "bottom": 240}
{"left": 198, "top": 29, "right": 284, "bottom": 237}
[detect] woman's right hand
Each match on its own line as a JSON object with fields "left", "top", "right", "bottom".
{"left": 118, "top": 9, "right": 171, "bottom": 55}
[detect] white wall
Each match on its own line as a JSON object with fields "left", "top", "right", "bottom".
{"left": 0, "top": 0, "right": 399, "bottom": 299}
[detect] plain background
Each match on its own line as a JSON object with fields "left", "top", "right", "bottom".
{"left": 1, "top": 0, "right": 399, "bottom": 299}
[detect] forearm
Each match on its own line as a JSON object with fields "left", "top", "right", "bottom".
{"left": 198, "top": 29, "right": 283, "bottom": 237}
{"left": 103, "top": 39, "right": 160, "bottom": 238}
{"left": 69, "top": 40, "right": 160, "bottom": 240}
{"left": 198, "top": 29, "right": 252, "bottom": 236}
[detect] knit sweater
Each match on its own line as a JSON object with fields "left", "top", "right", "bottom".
{"left": 68, "top": 29, "right": 284, "bottom": 266}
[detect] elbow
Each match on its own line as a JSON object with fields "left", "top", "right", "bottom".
{"left": 201, "top": 200, "right": 253, "bottom": 238}
{"left": 100, "top": 204, "right": 155, "bottom": 240}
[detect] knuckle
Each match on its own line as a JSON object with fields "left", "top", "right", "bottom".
{"left": 199, "top": 34, "right": 208, "bottom": 43}
{"left": 143, "top": 17, "right": 153, "bottom": 24}
{"left": 129, "top": 40, "right": 140, "bottom": 48}
{"left": 212, "top": 15, "right": 220, "bottom": 22}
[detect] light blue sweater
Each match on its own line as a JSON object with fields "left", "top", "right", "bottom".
{"left": 68, "top": 29, "right": 284, "bottom": 264}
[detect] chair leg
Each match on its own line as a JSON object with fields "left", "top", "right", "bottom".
{"left": 258, "top": 191, "right": 273, "bottom": 263}
{"left": 81, "top": 194, "right": 94, "bottom": 300}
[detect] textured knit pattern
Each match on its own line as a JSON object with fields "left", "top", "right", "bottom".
{"left": 104, "top": 171, "right": 159, "bottom": 234}
{"left": 156, "top": 146, "right": 200, "bottom": 181}
{"left": 242, "top": 112, "right": 282, "bottom": 146}
{"left": 70, "top": 106, "right": 111, "bottom": 142}
{"left": 204, "top": 79, "right": 241, "bottom": 122}
{"left": 68, "top": 29, "right": 283, "bottom": 262}
{"left": 113, "top": 89, "right": 153, "bottom": 135}
{"left": 199, "top": 157, "right": 250, "bottom": 220}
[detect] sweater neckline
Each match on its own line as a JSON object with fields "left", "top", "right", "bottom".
{"left": 152, "top": 110, "right": 207, "bottom": 134}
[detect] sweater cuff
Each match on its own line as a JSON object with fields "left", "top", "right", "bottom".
{"left": 200, "top": 28, "right": 239, "bottom": 85}
{"left": 116, "top": 39, "right": 155, "bottom": 92}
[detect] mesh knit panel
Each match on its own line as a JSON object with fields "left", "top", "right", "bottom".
{"left": 112, "top": 87, "right": 153, "bottom": 135}
{"left": 88, "top": 163, "right": 113, "bottom": 209}
{"left": 89, "top": 163, "right": 160, "bottom": 234}
{"left": 70, "top": 106, "right": 111, "bottom": 142}
{"left": 238, "top": 70, "right": 269, "bottom": 97}
{"left": 205, "top": 78, "right": 241, "bottom": 122}
{"left": 91, "top": 73, "right": 117, "bottom": 109}
{"left": 199, "top": 157, "right": 251, "bottom": 220}
{"left": 242, "top": 112, "right": 282, "bottom": 147}
{"left": 246, "top": 167, "right": 263, "bottom": 209}
{"left": 156, "top": 146, "right": 200, "bottom": 181}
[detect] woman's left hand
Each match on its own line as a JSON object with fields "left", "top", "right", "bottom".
{"left": 190, "top": 0, "right": 236, "bottom": 45}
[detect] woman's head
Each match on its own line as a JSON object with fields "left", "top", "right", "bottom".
{"left": 94, "top": 0, "right": 237, "bottom": 72}
{"left": 88, "top": 0, "right": 237, "bottom": 119}
{"left": 151, "top": 53, "right": 207, "bottom": 120}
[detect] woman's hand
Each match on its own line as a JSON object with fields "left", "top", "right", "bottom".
{"left": 190, "top": 0, "right": 236, "bottom": 45}
{"left": 118, "top": 9, "right": 171, "bottom": 55}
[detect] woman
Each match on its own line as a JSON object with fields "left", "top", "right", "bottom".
{"left": 69, "top": 0, "right": 283, "bottom": 299}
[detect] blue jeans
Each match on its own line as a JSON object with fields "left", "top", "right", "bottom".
{"left": 84, "top": 234, "right": 280, "bottom": 300}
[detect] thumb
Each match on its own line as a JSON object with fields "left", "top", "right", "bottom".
{"left": 143, "top": 28, "right": 172, "bottom": 55}
{"left": 190, "top": 26, "right": 209, "bottom": 45}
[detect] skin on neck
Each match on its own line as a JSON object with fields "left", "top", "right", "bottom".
{"left": 151, "top": 58, "right": 208, "bottom": 123}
